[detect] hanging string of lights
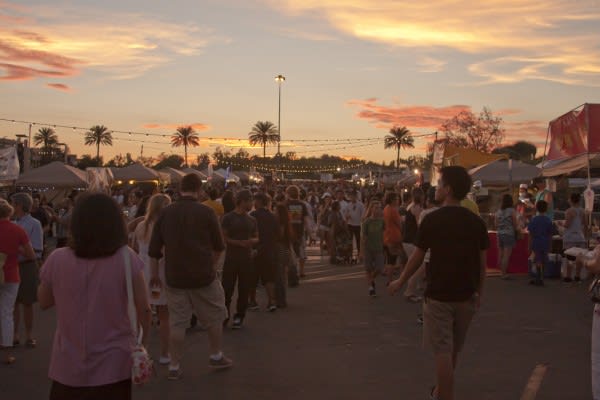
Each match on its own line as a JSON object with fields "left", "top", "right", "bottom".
{"left": 0, "top": 117, "right": 397, "bottom": 143}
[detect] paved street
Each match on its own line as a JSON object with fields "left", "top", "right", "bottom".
{"left": 1, "top": 247, "right": 594, "bottom": 399}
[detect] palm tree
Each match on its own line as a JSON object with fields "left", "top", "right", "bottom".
{"left": 33, "top": 127, "right": 59, "bottom": 149}
{"left": 384, "top": 126, "right": 415, "bottom": 170}
{"left": 84, "top": 125, "right": 113, "bottom": 161}
{"left": 171, "top": 126, "right": 200, "bottom": 167}
{"left": 248, "top": 121, "right": 279, "bottom": 158}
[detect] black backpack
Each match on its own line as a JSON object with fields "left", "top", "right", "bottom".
{"left": 403, "top": 208, "right": 418, "bottom": 244}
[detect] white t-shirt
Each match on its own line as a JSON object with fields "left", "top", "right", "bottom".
{"left": 345, "top": 201, "right": 365, "bottom": 226}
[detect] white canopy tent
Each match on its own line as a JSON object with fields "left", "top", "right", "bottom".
{"left": 113, "top": 163, "right": 162, "bottom": 182}
{"left": 469, "top": 159, "right": 540, "bottom": 187}
{"left": 16, "top": 161, "right": 88, "bottom": 188}
{"left": 160, "top": 167, "right": 187, "bottom": 184}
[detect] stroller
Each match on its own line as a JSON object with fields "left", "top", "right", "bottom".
{"left": 332, "top": 228, "right": 355, "bottom": 265}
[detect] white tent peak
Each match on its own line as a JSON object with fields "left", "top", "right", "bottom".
{"left": 17, "top": 161, "right": 88, "bottom": 188}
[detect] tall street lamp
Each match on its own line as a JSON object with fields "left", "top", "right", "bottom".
{"left": 275, "top": 74, "right": 285, "bottom": 156}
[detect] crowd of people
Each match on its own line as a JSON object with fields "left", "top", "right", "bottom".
{"left": 1, "top": 166, "right": 600, "bottom": 399}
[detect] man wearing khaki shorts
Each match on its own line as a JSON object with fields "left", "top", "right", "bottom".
{"left": 389, "top": 166, "right": 488, "bottom": 400}
{"left": 149, "top": 173, "right": 232, "bottom": 380}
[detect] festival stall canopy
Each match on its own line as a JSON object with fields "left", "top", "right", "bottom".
{"left": 541, "top": 103, "right": 600, "bottom": 177}
{"left": 16, "top": 161, "right": 88, "bottom": 188}
{"left": 214, "top": 168, "right": 240, "bottom": 183}
{"left": 113, "top": 163, "right": 161, "bottom": 182}
{"left": 160, "top": 167, "right": 186, "bottom": 184}
{"left": 182, "top": 168, "right": 208, "bottom": 179}
{"left": 469, "top": 159, "right": 540, "bottom": 186}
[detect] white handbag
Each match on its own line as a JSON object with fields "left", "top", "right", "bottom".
{"left": 123, "top": 247, "right": 154, "bottom": 385}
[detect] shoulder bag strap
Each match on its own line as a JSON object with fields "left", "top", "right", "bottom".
{"left": 123, "top": 246, "right": 139, "bottom": 343}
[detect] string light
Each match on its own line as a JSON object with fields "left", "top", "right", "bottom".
{"left": 1, "top": 117, "right": 437, "bottom": 170}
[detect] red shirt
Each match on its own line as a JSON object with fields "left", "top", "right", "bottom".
{"left": 0, "top": 219, "right": 30, "bottom": 283}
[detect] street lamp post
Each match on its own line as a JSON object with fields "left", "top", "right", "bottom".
{"left": 275, "top": 74, "right": 285, "bottom": 156}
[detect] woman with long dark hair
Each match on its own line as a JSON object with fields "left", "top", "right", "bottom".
{"left": 38, "top": 193, "right": 151, "bottom": 400}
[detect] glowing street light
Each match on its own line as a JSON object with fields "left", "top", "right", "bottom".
{"left": 275, "top": 74, "right": 285, "bottom": 156}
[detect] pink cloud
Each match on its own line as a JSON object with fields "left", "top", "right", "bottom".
{"left": 46, "top": 82, "right": 71, "bottom": 92}
{"left": 347, "top": 98, "right": 471, "bottom": 129}
{"left": 142, "top": 123, "right": 211, "bottom": 132}
{"left": 0, "top": 63, "right": 71, "bottom": 80}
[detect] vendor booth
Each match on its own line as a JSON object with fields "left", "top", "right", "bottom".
{"left": 16, "top": 161, "right": 88, "bottom": 204}
{"left": 112, "top": 163, "right": 166, "bottom": 184}
{"left": 17, "top": 161, "right": 87, "bottom": 188}
{"left": 469, "top": 159, "right": 540, "bottom": 188}
{"left": 182, "top": 168, "right": 208, "bottom": 181}
{"left": 160, "top": 167, "right": 186, "bottom": 185}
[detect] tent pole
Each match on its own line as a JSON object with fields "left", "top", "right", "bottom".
{"left": 585, "top": 104, "right": 593, "bottom": 240}
{"left": 540, "top": 125, "right": 551, "bottom": 176}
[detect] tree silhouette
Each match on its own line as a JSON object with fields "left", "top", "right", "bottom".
{"left": 248, "top": 121, "right": 279, "bottom": 158}
{"left": 384, "top": 126, "right": 415, "bottom": 170}
{"left": 171, "top": 126, "right": 200, "bottom": 167}
{"left": 84, "top": 125, "right": 113, "bottom": 162}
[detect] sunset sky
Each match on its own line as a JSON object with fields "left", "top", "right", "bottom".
{"left": 1, "top": 0, "right": 599, "bottom": 165}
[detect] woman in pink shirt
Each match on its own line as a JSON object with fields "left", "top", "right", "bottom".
{"left": 38, "top": 193, "right": 151, "bottom": 400}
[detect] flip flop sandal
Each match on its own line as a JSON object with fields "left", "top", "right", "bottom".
{"left": 25, "top": 339, "right": 37, "bottom": 348}
{"left": 4, "top": 356, "right": 16, "bottom": 365}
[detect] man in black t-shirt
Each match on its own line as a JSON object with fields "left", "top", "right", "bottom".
{"left": 221, "top": 190, "right": 258, "bottom": 329}
{"left": 249, "top": 193, "right": 279, "bottom": 311}
{"left": 286, "top": 185, "right": 310, "bottom": 284}
{"left": 389, "top": 166, "right": 488, "bottom": 400}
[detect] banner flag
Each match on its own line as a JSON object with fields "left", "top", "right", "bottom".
{"left": 0, "top": 146, "right": 20, "bottom": 181}
{"left": 546, "top": 104, "right": 600, "bottom": 161}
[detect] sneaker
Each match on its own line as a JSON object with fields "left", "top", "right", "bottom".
{"left": 563, "top": 277, "right": 573, "bottom": 283}
{"left": 417, "top": 315, "right": 424, "bottom": 325}
{"left": 430, "top": 385, "right": 438, "bottom": 400}
{"left": 232, "top": 316, "right": 243, "bottom": 329}
{"left": 159, "top": 356, "right": 171, "bottom": 365}
{"left": 369, "top": 286, "right": 376, "bottom": 297}
{"left": 247, "top": 301, "right": 259, "bottom": 311}
{"left": 209, "top": 355, "right": 234, "bottom": 370}
{"left": 168, "top": 368, "right": 182, "bottom": 380}
{"left": 268, "top": 304, "right": 277, "bottom": 312}
{"left": 405, "top": 295, "right": 423, "bottom": 303}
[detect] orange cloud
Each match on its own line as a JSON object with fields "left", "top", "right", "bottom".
{"left": 268, "top": 0, "right": 600, "bottom": 86}
{"left": 0, "top": 1, "right": 218, "bottom": 86}
{"left": 347, "top": 98, "right": 470, "bottom": 129}
{"left": 46, "top": 82, "right": 70, "bottom": 91}
{"left": 142, "top": 123, "right": 211, "bottom": 132}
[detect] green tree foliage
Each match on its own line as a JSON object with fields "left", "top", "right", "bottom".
{"left": 77, "top": 154, "right": 102, "bottom": 169}
{"left": 105, "top": 153, "right": 135, "bottom": 167}
{"left": 493, "top": 141, "right": 537, "bottom": 161}
{"left": 154, "top": 153, "right": 184, "bottom": 170}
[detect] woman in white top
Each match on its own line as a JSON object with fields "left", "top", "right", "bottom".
{"left": 561, "top": 192, "right": 588, "bottom": 282}
{"left": 134, "top": 193, "right": 171, "bottom": 365}
{"left": 495, "top": 194, "right": 519, "bottom": 279}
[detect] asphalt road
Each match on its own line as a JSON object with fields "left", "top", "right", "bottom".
{"left": 0, "top": 247, "right": 594, "bottom": 399}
